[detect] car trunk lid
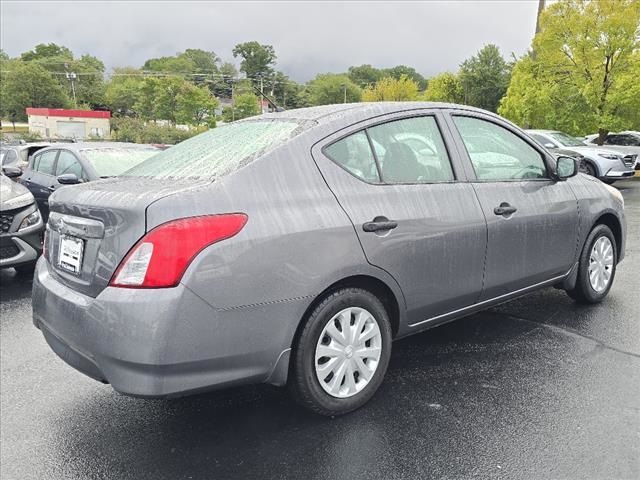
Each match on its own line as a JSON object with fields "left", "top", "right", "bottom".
{"left": 45, "top": 177, "right": 209, "bottom": 297}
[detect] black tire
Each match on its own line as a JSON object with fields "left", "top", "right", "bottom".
{"left": 566, "top": 224, "right": 617, "bottom": 304}
{"left": 289, "top": 287, "right": 392, "bottom": 416}
{"left": 582, "top": 161, "right": 597, "bottom": 178}
{"left": 14, "top": 261, "right": 36, "bottom": 275}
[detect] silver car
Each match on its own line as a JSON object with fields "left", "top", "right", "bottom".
{"left": 32, "top": 103, "right": 626, "bottom": 416}
{"left": 526, "top": 129, "right": 635, "bottom": 183}
{"left": 584, "top": 132, "right": 640, "bottom": 169}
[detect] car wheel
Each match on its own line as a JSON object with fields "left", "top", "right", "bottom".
{"left": 289, "top": 287, "right": 392, "bottom": 416}
{"left": 566, "top": 224, "right": 617, "bottom": 304}
{"left": 582, "top": 162, "right": 597, "bottom": 178}
{"left": 14, "top": 261, "right": 36, "bottom": 275}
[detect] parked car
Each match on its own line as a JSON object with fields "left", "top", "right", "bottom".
{"left": 0, "top": 142, "right": 51, "bottom": 170}
{"left": 584, "top": 132, "right": 640, "bottom": 169}
{"left": 526, "top": 129, "right": 635, "bottom": 183}
{"left": 19, "top": 143, "right": 161, "bottom": 222}
{"left": 33, "top": 103, "right": 626, "bottom": 416}
{"left": 0, "top": 166, "right": 44, "bottom": 273}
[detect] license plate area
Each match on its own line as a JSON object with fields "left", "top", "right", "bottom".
{"left": 58, "top": 235, "right": 84, "bottom": 274}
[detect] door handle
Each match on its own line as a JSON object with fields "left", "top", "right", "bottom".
{"left": 494, "top": 203, "right": 517, "bottom": 216}
{"left": 363, "top": 217, "right": 398, "bottom": 233}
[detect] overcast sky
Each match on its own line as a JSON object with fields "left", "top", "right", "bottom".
{"left": 1, "top": 1, "right": 540, "bottom": 81}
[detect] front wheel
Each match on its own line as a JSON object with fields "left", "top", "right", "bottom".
{"left": 289, "top": 288, "right": 392, "bottom": 416}
{"left": 566, "top": 224, "right": 617, "bottom": 304}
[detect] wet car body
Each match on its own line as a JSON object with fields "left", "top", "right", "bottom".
{"left": 0, "top": 169, "right": 44, "bottom": 271}
{"left": 32, "top": 103, "right": 626, "bottom": 414}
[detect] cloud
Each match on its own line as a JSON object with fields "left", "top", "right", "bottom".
{"left": 1, "top": 1, "right": 538, "bottom": 81}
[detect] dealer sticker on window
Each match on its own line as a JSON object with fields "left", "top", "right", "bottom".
{"left": 58, "top": 236, "right": 84, "bottom": 274}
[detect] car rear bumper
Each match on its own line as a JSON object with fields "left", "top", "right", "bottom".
{"left": 32, "top": 258, "right": 301, "bottom": 397}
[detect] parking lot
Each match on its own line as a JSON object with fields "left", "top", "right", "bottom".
{"left": 0, "top": 178, "right": 638, "bottom": 480}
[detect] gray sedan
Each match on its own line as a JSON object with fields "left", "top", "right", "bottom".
{"left": 32, "top": 103, "right": 626, "bottom": 416}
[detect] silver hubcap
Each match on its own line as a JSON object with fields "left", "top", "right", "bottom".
{"left": 588, "top": 236, "right": 614, "bottom": 293}
{"left": 314, "top": 307, "right": 382, "bottom": 399}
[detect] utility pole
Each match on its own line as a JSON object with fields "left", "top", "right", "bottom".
{"left": 535, "top": 0, "right": 545, "bottom": 34}
{"left": 342, "top": 84, "right": 347, "bottom": 104}
{"left": 65, "top": 71, "right": 77, "bottom": 107}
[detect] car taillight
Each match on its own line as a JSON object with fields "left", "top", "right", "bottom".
{"left": 110, "top": 214, "right": 248, "bottom": 289}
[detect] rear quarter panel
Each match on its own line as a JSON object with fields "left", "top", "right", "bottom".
{"left": 145, "top": 133, "right": 407, "bottom": 351}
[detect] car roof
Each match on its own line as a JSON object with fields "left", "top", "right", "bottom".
{"left": 525, "top": 129, "right": 558, "bottom": 134}
{"left": 261, "top": 102, "right": 491, "bottom": 126}
{"left": 37, "top": 142, "right": 160, "bottom": 153}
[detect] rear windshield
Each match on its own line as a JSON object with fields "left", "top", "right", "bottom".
{"left": 122, "top": 119, "right": 310, "bottom": 180}
{"left": 82, "top": 147, "right": 160, "bottom": 177}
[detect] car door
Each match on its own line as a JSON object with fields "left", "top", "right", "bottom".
{"left": 22, "top": 149, "right": 59, "bottom": 221}
{"left": 312, "top": 111, "right": 487, "bottom": 326}
{"left": 446, "top": 111, "right": 579, "bottom": 300}
{"left": 55, "top": 149, "right": 86, "bottom": 181}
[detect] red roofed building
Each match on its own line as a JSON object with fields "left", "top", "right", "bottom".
{"left": 26, "top": 108, "right": 111, "bottom": 140}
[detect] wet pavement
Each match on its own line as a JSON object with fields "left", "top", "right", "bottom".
{"left": 1, "top": 178, "right": 639, "bottom": 480}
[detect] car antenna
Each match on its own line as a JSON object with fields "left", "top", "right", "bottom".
{"left": 252, "top": 85, "right": 285, "bottom": 112}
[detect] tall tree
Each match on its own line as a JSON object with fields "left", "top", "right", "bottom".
{"left": 20, "top": 43, "right": 73, "bottom": 62}
{"left": 104, "top": 67, "right": 145, "bottom": 116}
{"left": 0, "top": 62, "right": 70, "bottom": 120}
{"left": 347, "top": 64, "right": 383, "bottom": 87}
{"left": 232, "top": 41, "right": 277, "bottom": 83}
{"left": 459, "top": 44, "right": 511, "bottom": 112}
{"left": 382, "top": 65, "right": 427, "bottom": 90}
{"left": 499, "top": 0, "right": 640, "bottom": 136}
{"left": 222, "top": 92, "right": 260, "bottom": 122}
{"left": 421, "top": 72, "right": 464, "bottom": 103}
{"left": 361, "top": 75, "right": 419, "bottom": 101}
{"left": 308, "top": 74, "right": 361, "bottom": 105}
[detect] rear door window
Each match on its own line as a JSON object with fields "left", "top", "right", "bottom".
{"left": 324, "top": 131, "right": 380, "bottom": 182}
{"left": 35, "top": 150, "right": 58, "bottom": 176}
{"left": 367, "top": 116, "right": 454, "bottom": 183}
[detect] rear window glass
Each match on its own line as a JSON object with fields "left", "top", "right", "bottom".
{"left": 82, "top": 147, "right": 159, "bottom": 177}
{"left": 123, "top": 119, "right": 311, "bottom": 180}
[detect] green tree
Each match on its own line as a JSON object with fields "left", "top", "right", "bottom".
{"left": 20, "top": 43, "right": 73, "bottom": 62}
{"left": 382, "top": 65, "right": 427, "bottom": 90}
{"left": 347, "top": 64, "right": 383, "bottom": 88}
{"left": 0, "top": 49, "right": 9, "bottom": 62}
{"left": 308, "top": 74, "right": 361, "bottom": 105}
{"left": 143, "top": 55, "right": 195, "bottom": 74}
{"left": 499, "top": 0, "right": 640, "bottom": 136}
{"left": 0, "top": 62, "right": 70, "bottom": 121}
{"left": 232, "top": 41, "right": 277, "bottom": 82}
{"left": 176, "top": 83, "right": 218, "bottom": 126}
{"left": 459, "top": 44, "right": 511, "bottom": 112}
{"left": 421, "top": 72, "right": 464, "bottom": 103}
{"left": 361, "top": 75, "right": 419, "bottom": 101}
{"left": 222, "top": 92, "right": 260, "bottom": 122}
{"left": 105, "top": 67, "right": 145, "bottom": 115}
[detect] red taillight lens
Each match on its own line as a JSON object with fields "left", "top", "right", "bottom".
{"left": 109, "top": 214, "right": 248, "bottom": 289}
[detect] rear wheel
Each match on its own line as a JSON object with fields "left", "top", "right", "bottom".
{"left": 566, "top": 224, "right": 617, "bottom": 304}
{"left": 289, "top": 288, "right": 392, "bottom": 416}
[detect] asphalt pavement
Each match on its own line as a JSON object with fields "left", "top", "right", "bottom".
{"left": 1, "top": 178, "right": 639, "bottom": 480}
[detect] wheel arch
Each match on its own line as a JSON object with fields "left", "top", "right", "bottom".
{"left": 593, "top": 212, "right": 622, "bottom": 260}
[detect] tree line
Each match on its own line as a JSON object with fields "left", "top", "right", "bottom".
{"left": 1, "top": 0, "right": 638, "bottom": 142}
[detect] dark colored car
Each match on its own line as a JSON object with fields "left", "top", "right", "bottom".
{"left": 32, "top": 103, "right": 626, "bottom": 416}
{"left": 20, "top": 142, "right": 161, "bottom": 221}
{"left": 0, "top": 167, "right": 44, "bottom": 273}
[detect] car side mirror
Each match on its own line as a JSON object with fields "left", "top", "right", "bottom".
{"left": 555, "top": 156, "right": 578, "bottom": 180}
{"left": 544, "top": 142, "right": 556, "bottom": 149}
{"left": 57, "top": 173, "right": 81, "bottom": 185}
{"left": 2, "top": 166, "right": 22, "bottom": 178}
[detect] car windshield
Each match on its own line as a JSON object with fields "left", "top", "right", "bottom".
{"left": 122, "top": 119, "right": 311, "bottom": 180}
{"left": 82, "top": 147, "right": 160, "bottom": 177}
{"left": 549, "top": 132, "right": 586, "bottom": 147}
